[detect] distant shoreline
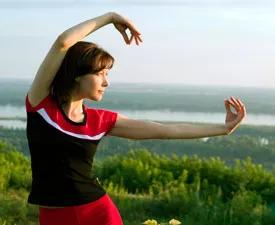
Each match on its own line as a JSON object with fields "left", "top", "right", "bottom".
{"left": 1, "top": 78, "right": 275, "bottom": 90}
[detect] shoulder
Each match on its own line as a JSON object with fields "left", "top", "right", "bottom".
{"left": 85, "top": 107, "right": 120, "bottom": 137}
{"left": 25, "top": 92, "right": 56, "bottom": 112}
{"left": 86, "top": 107, "right": 118, "bottom": 117}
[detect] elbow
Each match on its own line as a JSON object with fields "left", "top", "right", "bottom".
{"left": 56, "top": 35, "right": 72, "bottom": 51}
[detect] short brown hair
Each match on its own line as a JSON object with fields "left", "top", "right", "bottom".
{"left": 51, "top": 41, "right": 114, "bottom": 106}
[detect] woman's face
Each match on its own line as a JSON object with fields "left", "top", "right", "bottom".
{"left": 77, "top": 68, "right": 110, "bottom": 101}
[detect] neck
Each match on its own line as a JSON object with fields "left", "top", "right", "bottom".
{"left": 62, "top": 95, "right": 84, "bottom": 119}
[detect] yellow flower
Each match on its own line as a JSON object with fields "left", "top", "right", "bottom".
{"left": 142, "top": 219, "right": 159, "bottom": 225}
{"left": 169, "top": 219, "right": 181, "bottom": 225}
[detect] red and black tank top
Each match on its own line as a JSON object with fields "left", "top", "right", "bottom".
{"left": 25, "top": 93, "right": 118, "bottom": 206}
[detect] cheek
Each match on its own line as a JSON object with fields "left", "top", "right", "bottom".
{"left": 80, "top": 79, "right": 96, "bottom": 91}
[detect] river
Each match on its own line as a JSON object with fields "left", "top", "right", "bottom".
{"left": 1, "top": 105, "right": 275, "bottom": 129}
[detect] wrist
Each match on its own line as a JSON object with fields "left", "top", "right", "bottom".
{"left": 224, "top": 123, "right": 234, "bottom": 135}
{"left": 105, "top": 12, "right": 114, "bottom": 24}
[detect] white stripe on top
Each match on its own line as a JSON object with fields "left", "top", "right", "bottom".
{"left": 37, "top": 108, "right": 105, "bottom": 140}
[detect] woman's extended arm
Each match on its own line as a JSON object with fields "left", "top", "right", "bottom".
{"left": 28, "top": 12, "right": 142, "bottom": 107}
{"left": 108, "top": 97, "right": 246, "bottom": 140}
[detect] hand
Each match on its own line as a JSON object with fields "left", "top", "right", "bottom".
{"left": 110, "top": 12, "right": 143, "bottom": 45}
{"left": 224, "top": 97, "right": 246, "bottom": 134}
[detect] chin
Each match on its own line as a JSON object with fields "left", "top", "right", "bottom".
{"left": 89, "top": 96, "right": 103, "bottom": 102}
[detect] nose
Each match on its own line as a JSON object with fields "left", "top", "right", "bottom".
{"left": 103, "top": 75, "right": 109, "bottom": 88}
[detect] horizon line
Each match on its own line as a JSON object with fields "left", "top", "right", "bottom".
{"left": 1, "top": 77, "right": 274, "bottom": 89}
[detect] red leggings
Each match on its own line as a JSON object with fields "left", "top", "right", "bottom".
{"left": 39, "top": 194, "right": 123, "bottom": 225}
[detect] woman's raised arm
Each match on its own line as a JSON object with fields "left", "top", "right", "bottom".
{"left": 28, "top": 12, "right": 142, "bottom": 107}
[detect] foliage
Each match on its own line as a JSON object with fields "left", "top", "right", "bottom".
{"left": 2, "top": 125, "right": 275, "bottom": 172}
{"left": 1, "top": 140, "right": 275, "bottom": 225}
{"left": 0, "top": 141, "right": 31, "bottom": 191}
{"left": 0, "top": 141, "right": 37, "bottom": 225}
{"left": 97, "top": 149, "right": 275, "bottom": 202}
{"left": 0, "top": 128, "right": 28, "bottom": 155}
{"left": 98, "top": 149, "right": 275, "bottom": 224}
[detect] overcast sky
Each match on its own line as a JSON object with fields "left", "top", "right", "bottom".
{"left": 1, "top": 0, "right": 275, "bottom": 87}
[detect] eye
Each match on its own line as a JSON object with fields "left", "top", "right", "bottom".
{"left": 95, "top": 72, "right": 102, "bottom": 76}
{"left": 99, "top": 73, "right": 108, "bottom": 77}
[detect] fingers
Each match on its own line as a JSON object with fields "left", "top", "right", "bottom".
{"left": 118, "top": 27, "right": 142, "bottom": 45}
{"left": 237, "top": 98, "right": 246, "bottom": 117}
{"left": 113, "top": 14, "right": 143, "bottom": 45}
{"left": 136, "top": 35, "right": 143, "bottom": 45}
{"left": 128, "top": 25, "right": 141, "bottom": 36}
{"left": 224, "top": 97, "right": 246, "bottom": 134}
{"left": 125, "top": 19, "right": 142, "bottom": 35}
{"left": 226, "top": 96, "right": 246, "bottom": 118}
{"left": 129, "top": 32, "right": 143, "bottom": 45}
{"left": 137, "top": 35, "right": 143, "bottom": 43}
{"left": 112, "top": 12, "right": 142, "bottom": 35}
{"left": 231, "top": 97, "right": 246, "bottom": 114}
{"left": 134, "top": 35, "right": 142, "bottom": 45}
{"left": 129, "top": 34, "right": 134, "bottom": 45}
{"left": 134, "top": 36, "right": 139, "bottom": 45}
{"left": 114, "top": 23, "right": 131, "bottom": 44}
{"left": 224, "top": 99, "right": 231, "bottom": 113}
{"left": 129, "top": 34, "right": 142, "bottom": 45}
{"left": 227, "top": 97, "right": 240, "bottom": 112}
{"left": 121, "top": 31, "right": 130, "bottom": 45}
{"left": 127, "top": 22, "right": 143, "bottom": 45}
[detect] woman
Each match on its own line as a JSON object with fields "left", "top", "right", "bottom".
{"left": 25, "top": 12, "right": 246, "bottom": 225}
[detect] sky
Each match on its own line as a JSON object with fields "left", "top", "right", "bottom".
{"left": 1, "top": 0, "right": 275, "bottom": 87}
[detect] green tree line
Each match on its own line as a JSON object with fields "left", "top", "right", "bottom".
{"left": 1, "top": 125, "right": 275, "bottom": 172}
{"left": 1, "top": 140, "right": 275, "bottom": 225}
